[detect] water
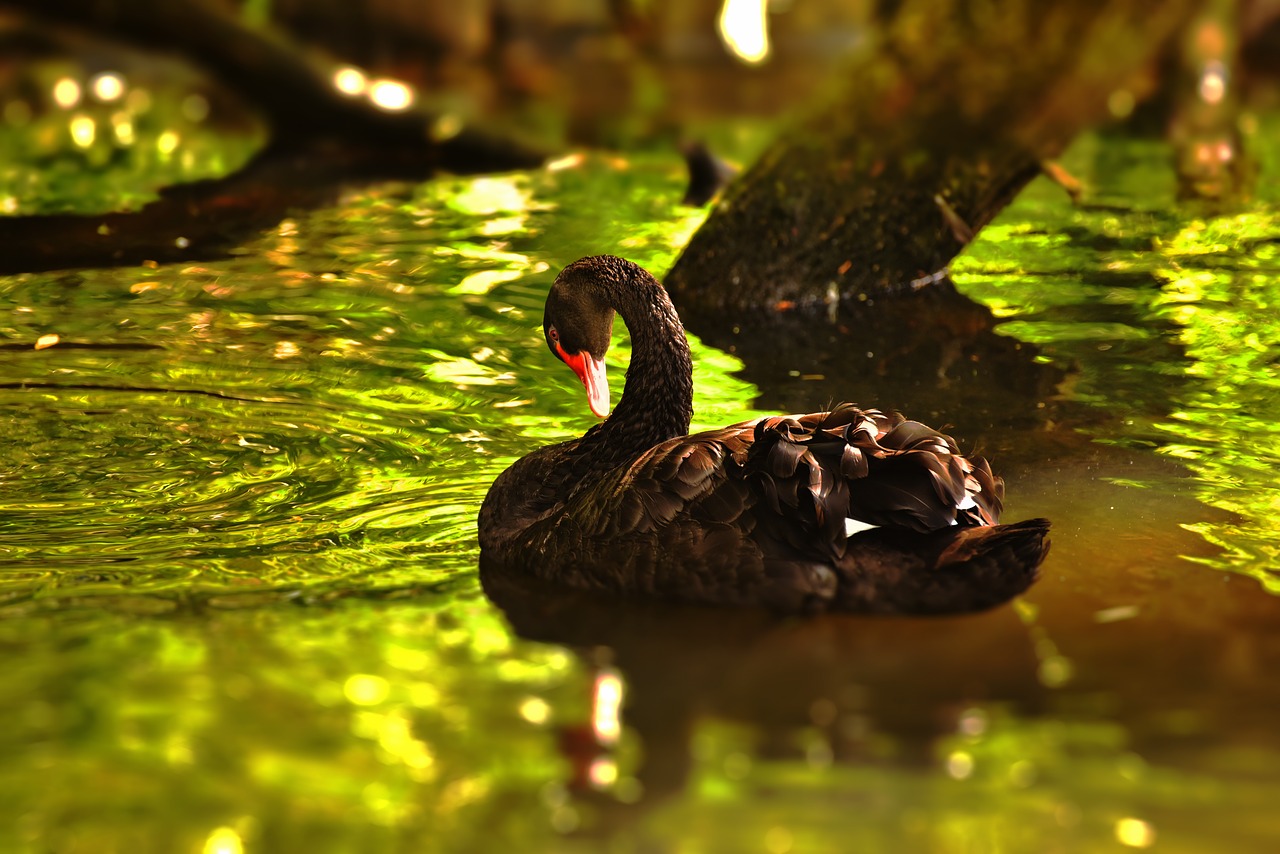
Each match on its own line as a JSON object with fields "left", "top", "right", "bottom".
{"left": 4, "top": 116, "right": 1280, "bottom": 851}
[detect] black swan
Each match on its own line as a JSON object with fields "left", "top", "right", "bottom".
{"left": 478, "top": 255, "right": 1049, "bottom": 614}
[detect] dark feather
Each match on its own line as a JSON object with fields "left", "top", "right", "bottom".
{"left": 479, "top": 256, "right": 1049, "bottom": 615}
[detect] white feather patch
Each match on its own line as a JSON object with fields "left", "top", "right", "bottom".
{"left": 845, "top": 518, "right": 880, "bottom": 537}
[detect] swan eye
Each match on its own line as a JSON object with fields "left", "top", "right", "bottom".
{"left": 548, "top": 326, "right": 559, "bottom": 342}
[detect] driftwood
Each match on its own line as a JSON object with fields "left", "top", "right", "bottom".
{"left": 665, "top": 0, "right": 1200, "bottom": 314}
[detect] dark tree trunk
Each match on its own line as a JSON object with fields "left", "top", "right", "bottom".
{"left": 665, "top": 0, "right": 1199, "bottom": 313}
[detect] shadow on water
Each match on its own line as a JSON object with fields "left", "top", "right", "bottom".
{"left": 677, "top": 278, "right": 1066, "bottom": 449}
{"left": 483, "top": 568, "right": 1043, "bottom": 807}
{"left": 481, "top": 447, "right": 1280, "bottom": 843}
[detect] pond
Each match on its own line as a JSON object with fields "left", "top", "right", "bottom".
{"left": 3, "top": 103, "right": 1280, "bottom": 851}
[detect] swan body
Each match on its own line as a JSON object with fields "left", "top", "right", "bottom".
{"left": 478, "top": 256, "right": 1048, "bottom": 614}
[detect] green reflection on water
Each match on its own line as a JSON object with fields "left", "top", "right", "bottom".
{"left": 4, "top": 84, "right": 1280, "bottom": 851}
{"left": 0, "top": 155, "right": 745, "bottom": 611}
{"left": 0, "top": 597, "right": 585, "bottom": 853}
{"left": 953, "top": 127, "right": 1280, "bottom": 594}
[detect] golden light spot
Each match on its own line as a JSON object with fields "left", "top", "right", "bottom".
{"left": 519, "top": 697, "right": 551, "bottom": 725}
{"left": 1116, "top": 817, "right": 1156, "bottom": 848}
{"left": 35, "top": 334, "right": 59, "bottom": 350}
{"left": 451, "top": 176, "right": 531, "bottom": 215}
{"left": 480, "top": 216, "right": 526, "bottom": 236}
{"left": 273, "top": 341, "right": 301, "bottom": 359}
{"left": 1095, "top": 605, "right": 1140, "bottom": 623}
{"left": 588, "top": 757, "right": 618, "bottom": 787}
{"left": 407, "top": 682, "right": 440, "bottom": 708}
{"left": 452, "top": 269, "right": 523, "bottom": 295}
{"left": 157, "top": 130, "right": 180, "bottom": 155}
{"left": 344, "top": 674, "right": 390, "bottom": 706}
{"left": 333, "top": 66, "right": 368, "bottom": 96}
{"left": 91, "top": 72, "right": 125, "bottom": 102}
{"left": 1198, "top": 61, "right": 1227, "bottom": 105}
{"left": 369, "top": 78, "right": 414, "bottom": 111}
{"left": 402, "top": 740, "right": 435, "bottom": 772}
{"left": 947, "top": 750, "right": 975, "bottom": 780}
{"left": 592, "top": 670, "right": 624, "bottom": 745}
{"left": 69, "top": 115, "right": 95, "bottom": 148}
{"left": 546, "top": 152, "right": 586, "bottom": 172}
{"left": 718, "top": 0, "right": 770, "bottom": 64}
{"left": 385, "top": 645, "right": 429, "bottom": 671}
{"left": 52, "top": 77, "right": 81, "bottom": 109}
{"left": 112, "top": 114, "right": 135, "bottom": 145}
{"left": 202, "top": 827, "right": 243, "bottom": 854}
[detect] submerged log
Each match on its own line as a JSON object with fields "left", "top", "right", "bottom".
{"left": 665, "top": 0, "right": 1199, "bottom": 314}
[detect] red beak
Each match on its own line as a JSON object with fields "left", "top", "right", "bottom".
{"left": 556, "top": 343, "right": 610, "bottom": 418}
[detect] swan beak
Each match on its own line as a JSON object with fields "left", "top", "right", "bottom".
{"left": 558, "top": 346, "right": 611, "bottom": 418}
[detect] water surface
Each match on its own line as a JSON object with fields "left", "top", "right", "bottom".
{"left": 4, "top": 119, "right": 1280, "bottom": 852}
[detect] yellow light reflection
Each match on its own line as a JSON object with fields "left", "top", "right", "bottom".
{"left": 333, "top": 66, "right": 368, "bottom": 96}
{"left": 273, "top": 341, "right": 301, "bottom": 359}
{"left": 592, "top": 670, "right": 623, "bottom": 745}
{"left": 344, "top": 673, "right": 390, "bottom": 705}
{"left": 519, "top": 696, "right": 550, "bottom": 725}
{"left": 202, "top": 827, "right": 243, "bottom": 854}
{"left": 52, "top": 77, "right": 81, "bottom": 109}
{"left": 546, "top": 152, "right": 585, "bottom": 172}
{"left": 91, "top": 72, "right": 125, "bottom": 102}
{"left": 946, "top": 750, "right": 974, "bottom": 780}
{"left": 69, "top": 115, "right": 95, "bottom": 148}
{"left": 157, "top": 130, "right": 180, "bottom": 155}
{"left": 1115, "top": 817, "right": 1156, "bottom": 848}
{"left": 718, "top": 0, "right": 770, "bottom": 64}
{"left": 588, "top": 756, "right": 618, "bottom": 788}
{"left": 1199, "top": 60, "right": 1227, "bottom": 105}
{"left": 369, "top": 78, "right": 414, "bottom": 111}
{"left": 112, "top": 113, "right": 135, "bottom": 145}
